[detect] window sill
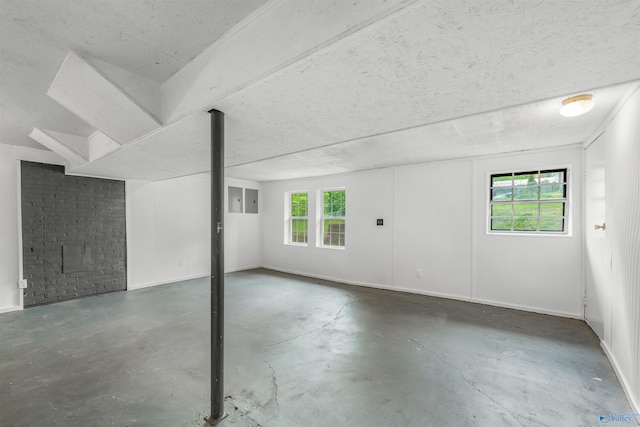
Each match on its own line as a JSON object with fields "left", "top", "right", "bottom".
{"left": 285, "top": 242, "right": 308, "bottom": 247}
{"left": 487, "top": 231, "right": 571, "bottom": 237}
{"left": 318, "top": 245, "right": 346, "bottom": 250}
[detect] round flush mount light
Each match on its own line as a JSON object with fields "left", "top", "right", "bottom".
{"left": 559, "top": 94, "right": 594, "bottom": 117}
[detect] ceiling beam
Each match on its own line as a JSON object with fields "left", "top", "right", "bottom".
{"left": 29, "top": 128, "right": 89, "bottom": 166}
{"left": 161, "top": 0, "right": 421, "bottom": 124}
{"left": 47, "top": 51, "right": 162, "bottom": 145}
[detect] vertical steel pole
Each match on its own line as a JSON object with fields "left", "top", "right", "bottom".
{"left": 205, "top": 109, "right": 226, "bottom": 425}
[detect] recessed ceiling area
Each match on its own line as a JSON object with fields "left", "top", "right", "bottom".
{"left": 1, "top": 0, "right": 639, "bottom": 182}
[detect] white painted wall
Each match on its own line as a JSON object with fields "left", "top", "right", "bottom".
{"left": 585, "top": 88, "right": 640, "bottom": 412}
{"left": 473, "top": 150, "right": 583, "bottom": 317}
{"left": 225, "top": 177, "right": 262, "bottom": 273}
{"left": 262, "top": 146, "right": 583, "bottom": 318}
{"left": 0, "top": 147, "right": 20, "bottom": 312}
{"left": 393, "top": 160, "right": 473, "bottom": 299}
{"left": 261, "top": 169, "right": 394, "bottom": 288}
{"left": 126, "top": 174, "right": 261, "bottom": 289}
{"left": 0, "top": 146, "right": 64, "bottom": 313}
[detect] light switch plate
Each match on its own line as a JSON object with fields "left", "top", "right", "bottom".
{"left": 18, "top": 279, "right": 27, "bottom": 289}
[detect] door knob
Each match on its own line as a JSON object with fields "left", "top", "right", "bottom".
{"left": 594, "top": 223, "right": 606, "bottom": 230}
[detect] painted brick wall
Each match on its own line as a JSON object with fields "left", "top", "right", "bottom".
{"left": 21, "top": 162, "right": 126, "bottom": 306}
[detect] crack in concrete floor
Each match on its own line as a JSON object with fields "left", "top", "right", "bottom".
{"left": 410, "top": 336, "right": 532, "bottom": 427}
{"left": 253, "top": 297, "right": 366, "bottom": 423}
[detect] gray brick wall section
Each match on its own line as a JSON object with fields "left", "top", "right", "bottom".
{"left": 21, "top": 161, "right": 126, "bottom": 307}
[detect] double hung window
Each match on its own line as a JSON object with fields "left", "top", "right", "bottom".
{"left": 490, "top": 169, "right": 567, "bottom": 233}
{"left": 321, "top": 189, "right": 346, "bottom": 247}
{"left": 289, "top": 192, "right": 308, "bottom": 244}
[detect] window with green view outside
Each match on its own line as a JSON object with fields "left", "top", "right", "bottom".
{"left": 490, "top": 169, "right": 567, "bottom": 233}
{"left": 322, "top": 189, "right": 346, "bottom": 247}
{"left": 290, "top": 192, "right": 308, "bottom": 244}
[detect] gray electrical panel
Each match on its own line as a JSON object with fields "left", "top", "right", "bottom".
{"left": 228, "top": 186, "right": 243, "bottom": 213}
{"left": 245, "top": 189, "right": 259, "bottom": 214}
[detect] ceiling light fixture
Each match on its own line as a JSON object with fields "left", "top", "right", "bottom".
{"left": 559, "top": 94, "right": 594, "bottom": 117}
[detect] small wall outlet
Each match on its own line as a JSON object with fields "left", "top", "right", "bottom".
{"left": 178, "top": 259, "right": 184, "bottom": 268}
{"left": 416, "top": 269, "right": 422, "bottom": 278}
{"left": 376, "top": 219, "right": 384, "bottom": 226}
{"left": 18, "top": 279, "right": 28, "bottom": 289}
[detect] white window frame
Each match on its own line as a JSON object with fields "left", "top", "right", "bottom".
{"left": 285, "top": 191, "right": 308, "bottom": 246}
{"left": 487, "top": 168, "right": 570, "bottom": 235}
{"left": 317, "top": 187, "right": 346, "bottom": 249}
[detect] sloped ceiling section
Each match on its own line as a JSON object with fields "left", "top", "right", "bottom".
{"left": 29, "top": 128, "right": 89, "bottom": 166}
{"left": 0, "top": 0, "right": 270, "bottom": 149}
{"left": 29, "top": 126, "right": 121, "bottom": 168}
{"left": 68, "top": 113, "right": 211, "bottom": 182}
{"left": 47, "top": 51, "right": 161, "bottom": 146}
{"left": 74, "top": 0, "right": 640, "bottom": 182}
{"left": 4, "top": 0, "right": 640, "bottom": 182}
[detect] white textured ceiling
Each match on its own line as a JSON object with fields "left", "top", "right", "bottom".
{"left": 2, "top": 0, "right": 640, "bottom": 182}
{"left": 226, "top": 83, "right": 635, "bottom": 181}
{"left": 0, "top": 0, "right": 268, "bottom": 148}
{"left": 219, "top": 0, "right": 640, "bottom": 166}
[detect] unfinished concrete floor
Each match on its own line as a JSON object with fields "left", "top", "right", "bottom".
{"left": 0, "top": 269, "right": 632, "bottom": 426}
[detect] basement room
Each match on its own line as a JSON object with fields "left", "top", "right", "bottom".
{"left": 0, "top": 1, "right": 639, "bottom": 426}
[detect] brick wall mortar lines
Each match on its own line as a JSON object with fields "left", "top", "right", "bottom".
{"left": 21, "top": 162, "right": 127, "bottom": 306}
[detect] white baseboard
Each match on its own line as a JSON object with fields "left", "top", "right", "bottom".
{"left": 261, "top": 265, "right": 383, "bottom": 289}
{"left": 0, "top": 305, "right": 22, "bottom": 314}
{"left": 127, "top": 273, "right": 209, "bottom": 291}
{"left": 261, "top": 266, "right": 582, "bottom": 319}
{"left": 601, "top": 341, "right": 640, "bottom": 419}
{"left": 127, "top": 266, "right": 263, "bottom": 291}
{"left": 469, "top": 297, "right": 583, "bottom": 319}
{"left": 225, "top": 265, "right": 262, "bottom": 273}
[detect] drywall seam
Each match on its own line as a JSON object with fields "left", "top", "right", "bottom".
{"left": 471, "top": 159, "right": 477, "bottom": 299}
{"left": 581, "top": 143, "right": 587, "bottom": 319}
{"left": 391, "top": 168, "right": 397, "bottom": 288}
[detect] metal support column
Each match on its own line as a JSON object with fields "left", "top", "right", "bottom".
{"left": 205, "top": 109, "right": 226, "bottom": 425}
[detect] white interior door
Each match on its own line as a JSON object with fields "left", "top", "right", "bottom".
{"left": 584, "top": 135, "right": 610, "bottom": 340}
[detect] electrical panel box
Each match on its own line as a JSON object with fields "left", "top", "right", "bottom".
{"left": 228, "top": 186, "right": 243, "bottom": 213}
{"left": 245, "top": 189, "right": 259, "bottom": 214}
